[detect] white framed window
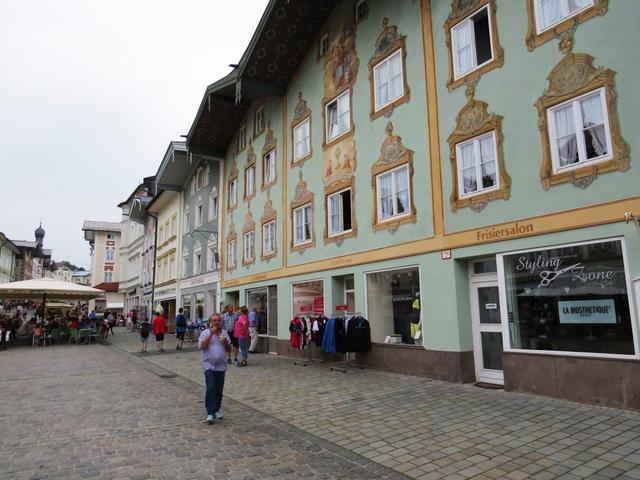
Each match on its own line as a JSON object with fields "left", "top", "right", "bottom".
{"left": 548, "top": 87, "right": 611, "bottom": 172}
{"left": 226, "top": 240, "right": 236, "bottom": 269}
{"left": 104, "top": 271, "right": 113, "bottom": 283}
{"left": 327, "top": 188, "right": 352, "bottom": 236}
{"left": 293, "top": 204, "right": 312, "bottom": 245}
{"left": 182, "top": 253, "right": 188, "bottom": 278}
{"left": 238, "top": 124, "right": 247, "bottom": 151}
{"left": 319, "top": 33, "right": 329, "bottom": 57}
{"left": 193, "top": 249, "right": 202, "bottom": 275}
{"left": 451, "top": 5, "right": 493, "bottom": 79}
{"left": 456, "top": 131, "right": 499, "bottom": 198}
{"left": 263, "top": 221, "right": 276, "bottom": 255}
{"left": 228, "top": 178, "right": 238, "bottom": 208}
{"left": 208, "top": 245, "right": 217, "bottom": 271}
{"left": 254, "top": 106, "right": 265, "bottom": 135}
{"left": 245, "top": 165, "right": 255, "bottom": 197}
{"left": 196, "top": 199, "right": 204, "bottom": 227}
{"left": 294, "top": 118, "right": 311, "bottom": 160}
{"left": 170, "top": 215, "right": 177, "bottom": 236}
{"left": 263, "top": 149, "right": 276, "bottom": 185}
{"left": 374, "top": 49, "right": 404, "bottom": 111}
{"left": 355, "top": 0, "right": 368, "bottom": 22}
{"left": 105, "top": 249, "right": 115, "bottom": 262}
{"left": 208, "top": 191, "right": 218, "bottom": 221}
{"left": 535, "top": 0, "right": 593, "bottom": 33}
{"left": 184, "top": 208, "right": 191, "bottom": 234}
{"left": 326, "top": 90, "right": 350, "bottom": 142}
{"left": 191, "top": 178, "right": 195, "bottom": 197}
{"left": 169, "top": 254, "right": 175, "bottom": 279}
{"left": 376, "top": 164, "right": 410, "bottom": 222}
{"left": 243, "top": 231, "right": 255, "bottom": 263}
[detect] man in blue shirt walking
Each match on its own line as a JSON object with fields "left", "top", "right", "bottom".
{"left": 198, "top": 313, "right": 231, "bottom": 425}
{"left": 248, "top": 306, "right": 259, "bottom": 353}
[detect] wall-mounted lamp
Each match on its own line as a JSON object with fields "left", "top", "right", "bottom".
{"left": 624, "top": 212, "right": 640, "bottom": 235}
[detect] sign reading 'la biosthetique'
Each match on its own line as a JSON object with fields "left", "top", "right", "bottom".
{"left": 558, "top": 299, "right": 616, "bottom": 324}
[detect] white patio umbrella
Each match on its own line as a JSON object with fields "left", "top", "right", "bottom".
{"left": 0, "top": 278, "right": 104, "bottom": 317}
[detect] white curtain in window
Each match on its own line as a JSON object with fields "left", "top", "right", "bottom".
{"left": 539, "top": 0, "right": 562, "bottom": 29}
{"left": 479, "top": 136, "right": 497, "bottom": 189}
{"left": 389, "top": 52, "right": 403, "bottom": 101}
{"left": 375, "top": 62, "right": 389, "bottom": 108}
{"left": 295, "top": 209, "right": 304, "bottom": 243}
{"left": 304, "top": 206, "right": 312, "bottom": 240}
{"left": 330, "top": 195, "right": 341, "bottom": 234}
{"left": 453, "top": 20, "right": 474, "bottom": 75}
{"left": 338, "top": 94, "right": 350, "bottom": 135}
{"left": 379, "top": 173, "right": 393, "bottom": 219}
{"left": 295, "top": 120, "right": 309, "bottom": 159}
{"left": 459, "top": 143, "right": 477, "bottom": 194}
{"left": 569, "top": 0, "right": 591, "bottom": 13}
{"left": 580, "top": 94, "right": 608, "bottom": 158}
{"left": 395, "top": 169, "right": 409, "bottom": 214}
{"left": 553, "top": 105, "right": 578, "bottom": 166}
{"left": 328, "top": 104, "right": 339, "bottom": 139}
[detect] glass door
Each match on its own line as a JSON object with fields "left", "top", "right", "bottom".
{"left": 470, "top": 280, "right": 504, "bottom": 384}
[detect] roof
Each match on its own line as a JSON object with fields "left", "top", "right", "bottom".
{"left": 71, "top": 271, "right": 91, "bottom": 278}
{"left": 11, "top": 240, "right": 37, "bottom": 248}
{"left": 186, "top": 0, "right": 340, "bottom": 155}
{"left": 93, "top": 282, "right": 120, "bottom": 292}
{"left": 154, "top": 141, "right": 192, "bottom": 191}
{"left": 0, "top": 233, "right": 19, "bottom": 254}
{"left": 82, "top": 221, "right": 121, "bottom": 243}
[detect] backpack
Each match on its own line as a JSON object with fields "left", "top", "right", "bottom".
{"left": 140, "top": 323, "right": 150, "bottom": 337}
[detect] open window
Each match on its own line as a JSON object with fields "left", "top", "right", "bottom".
{"left": 325, "top": 90, "right": 350, "bottom": 144}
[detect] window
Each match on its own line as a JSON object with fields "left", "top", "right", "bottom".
{"left": 263, "top": 149, "right": 276, "bottom": 186}
{"left": 208, "top": 191, "right": 218, "bottom": 221}
{"left": 263, "top": 220, "right": 276, "bottom": 256}
{"left": 327, "top": 188, "right": 352, "bottom": 236}
{"left": 373, "top": 50, "right": 404, "bottom": 111}
{"left": 228, "top": 178, "right": 238, "bottom": 208}
{"left": 366, "top": 266, "right": 421, "bottom": 345}
{"left": 456, "top": 131, "right": 499, "bottom": 197}
{"left": 104, "top": 271, "right": 114, "bottom": 283}
{"left": 500, "top": 239, "right": 635, "bottom": 356}
{"left": 107, "top": 234, "right": 113, "bottom": 240}
{"left": 245, "top": 165, "right": 255, "bottom": 198}
{"left": 184, "top": 209, "right": 191, "bottom": 234}
{"left": 451, "top": 5, "right": 493, "bottom": 79}
{"left": 294, "top": 118, "right": 311, "bottom": 161}
{"left": 208, "top": 245, "right": 217, "bottom": 271}
{"left": 292, "top": 280, "right": 324, "bottom": 316}
{"left": 319, "top": 33, "right": 329, "bottom": 57}
{"left": 254, "top": 106, "right": 265, "bottom": 136}
{"left": 376, "top": 165, "right": 410, "bottom": 222}
{"left": 293, "top": 204, "right": 312, "bottom": 245}
{"left": 243, "top": 231, "right": 255, "bottom": 263}
{"left": 326, "top": 90, "right": 350, "bottom": 142}
{"left": 355, "top": 0, "right": 368, "bottom": 22}
{"left": 193, "top": 250, "right": 202, "bottom": 275}
{"left": 237, "top": 124, "right": 247, "bottom": 151}
{"left": 226, "top": 240, "right": 236, "bottom": 270}
{"left": 548, "top": 88, "right": 610, "bottom": 171}
{"left": 169, "top": 254, "right": 175, "bottom": 279}
{"left": 182, "top": 252, "right": 188, "bottom": 278}
{"left": 170, "top": 215, "right": 177, "bottom": 236}
{"left": 196, "top": 201, "right": 204, "bottom": 228}
{"left": 535, "top": 0, "right": 593, "bottom": 32}
{"left": 105, "top": 249, "right": 115, "bottom": 262}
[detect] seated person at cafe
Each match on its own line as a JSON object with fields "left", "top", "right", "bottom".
{"left": 79, "top": 317, "right": 89, "bottom": 330}
{"left": 69, "top": 317, "right": 79, "bottom": 330}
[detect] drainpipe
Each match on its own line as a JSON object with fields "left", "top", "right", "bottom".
{"left": 148, "top": 212, "right": 159, "bottom": 317}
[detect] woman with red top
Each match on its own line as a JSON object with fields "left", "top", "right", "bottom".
{"left": 233, "top": 307, "right": 250, "bottom": 367}
{"left": 152, "top": 310, "right": 167, "bottom": 353}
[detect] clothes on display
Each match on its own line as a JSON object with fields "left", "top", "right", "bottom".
{"left": 289, "top": 316, "right": 308, "bottom": 350}
{"left": 310, "top": 315, "right": 327, "bottom": 346}
{"left": 321, "top": 315, "right": 371, "bottom": 354}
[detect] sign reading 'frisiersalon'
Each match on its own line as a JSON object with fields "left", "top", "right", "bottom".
{"left": 558, "top": 299, "right": 617, "bottom": 324}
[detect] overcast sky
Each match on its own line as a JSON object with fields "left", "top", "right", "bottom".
{"left": 0, "top": 0, "right": 268, "bottom": 270}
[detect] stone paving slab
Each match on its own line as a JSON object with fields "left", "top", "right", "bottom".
{"left": 107, "top": 329, "right": 640, "bottom": 479}
{"left": 0, "top": 341, "right": 404, "bottom": 480}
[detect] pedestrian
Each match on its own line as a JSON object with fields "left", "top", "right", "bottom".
{"left": 234, "top": 307, "right": 250, "bottom": 367}
{"left": 198, "top": 313, "right": 231, "bottom": 425}
{"left": 248, "top": 306, "right": 259, "bottom": 353}
{"left": 175, "top": 308, "right": 187, "bottom": 350}
{"left": 106, "top": 311, "right": 115, "bottom": 335}
{"left": 152, "top": 309, "right": 167, "bottom": 352}
{"left": 139, "top": 317, "right": 150, "bottom": 353}
{"left": 221, "top": 304, "right": 239, "bottom": 365}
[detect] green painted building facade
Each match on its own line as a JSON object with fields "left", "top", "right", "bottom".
{"left": 186, "top": 0, "right": 640, "bottom": 409}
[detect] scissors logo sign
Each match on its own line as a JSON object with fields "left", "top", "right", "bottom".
{"left": 538, "top": 263, "right": 582, "bottom": 288}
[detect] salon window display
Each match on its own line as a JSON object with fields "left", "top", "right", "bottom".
{"left": 501, "top": 239, "right": 635, "bottom": 356}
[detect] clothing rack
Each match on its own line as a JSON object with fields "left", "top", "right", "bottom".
{"left": 329, "top": 311, "right": 366, "bottom": 373}
{"left": 293, "top": 316, "right": 324, "bottom": 367}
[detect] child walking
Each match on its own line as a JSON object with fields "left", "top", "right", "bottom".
{"left": 139, "top": 318, "right": 150, "bottom": 353}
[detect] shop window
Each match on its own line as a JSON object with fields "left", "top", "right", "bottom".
{"left": 365, "top": 266, "right": 421, "bottom": 345}
{"left": 254, "top": 105, "right": 265, "bottom": 137}
{"left": 293, "top": 204, "right": 312, "bottom": 246}
{"left": 456, "top": 132, "right": 499, "bottom": 198}
{"left": 445, "top": 0, "right": 503, "bottom": 91}
{"left": 262, "top": 220, "right": 276, "bottom": 257}
{"left": 500, "top": 239, "right": 635, "bottom": 356}
{"left": 548, "top": 88, "right": 611, "bottom": 172}
{"left": 292, "top": 280, "right": 324, "bottom": 317}
{"left": 195, "top": 293, "right": 205, "bottom": 323}
{"left": 247, "top": 288, "right": 268, "bottom": 335}
{"left": 327, "top": 188, "right": 352, "bottom": 237}
{"left": 181, "top": 295, "right": 191, "bottom": 320}
{"left": 325, "top": 90, "right": 350, "bottom": 143}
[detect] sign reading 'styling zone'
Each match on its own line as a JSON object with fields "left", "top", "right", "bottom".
{"left": 558, "top": 299, "right": 616, "bottom": 324}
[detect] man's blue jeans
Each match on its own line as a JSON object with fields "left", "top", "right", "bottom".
{"left": 204, "top": 369, "right": 225, "bottom": 416}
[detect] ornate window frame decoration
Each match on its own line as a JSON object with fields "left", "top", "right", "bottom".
{"left": 193, "top": 240, "right": 202, "bottom": 276}
{"left": 237, "top": 123, "right": 247, "bottom": 153}
{"left": 195, "top": 167, "right": 205, "bottom": 191}
{"left": 227, "top": 160, "right": 238, "bottom": 213}
{"left": 444, "top": 0, "right": 504, "bottom": 92}
{"left": 535, "top": 48, "right": 629, "bottom": 190}
{"left": 322, "top": 88, "right": 354, "bottom": 149}
{"left": 371, "top": 122, "right": 417, "bottom": 232}
{"left": 195, "top": 196, "right": 204, "bottom": 227}
{"left": 291, "top": 92, "right": 313, "bottom": 167}
{"left": 261, "top": 121, "right": 278, "bottom": 191}
{"left": 244, "top": 142, "right": 257, "bottom": 202}
{"left": 260, "top": 193, "right": 278, "bottom": 261}
{"left": 208, "top": 187, "right": 218, "bottom": 222}
{"left": 242, "top": 210, "right": 256, "bottom": 267}
{"left": 525, "top": 0, "right": 608, "bottom": 51}
{"left": 225, "top": 219, "right": 237, "bottom": 272}
{"left": 290, "top": 170, "right": 315, "bottom": 253}
{"left": 253, "top": 105, "right": 265, "bottom": 138}
{"left": 207, "top": 233, "right": 218, "bottom": 271}
{"left": 183, "top": 205, "right": 191, "bottom": 235}
{"left": 368, "top": 18, "right": 410, "bottom": 120}
{"left": 447, "top": 82, "right": 511, "bottom": 212}
{"left": 181, "top": 246, "right": 189, "bottom": 279}
{"left": 323, "top": 176, "right": 357, "bottom": 245}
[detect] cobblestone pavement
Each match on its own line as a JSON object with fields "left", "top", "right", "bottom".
{"left": 0, "top": 341, "right": 404, "bottom": 480}
{"left": 108, "top": 330, "right": 640, "bottom": 480}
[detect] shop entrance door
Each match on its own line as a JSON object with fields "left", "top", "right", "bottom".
{"left": 470, "top": 277, "right": 504, "bottom": 385}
